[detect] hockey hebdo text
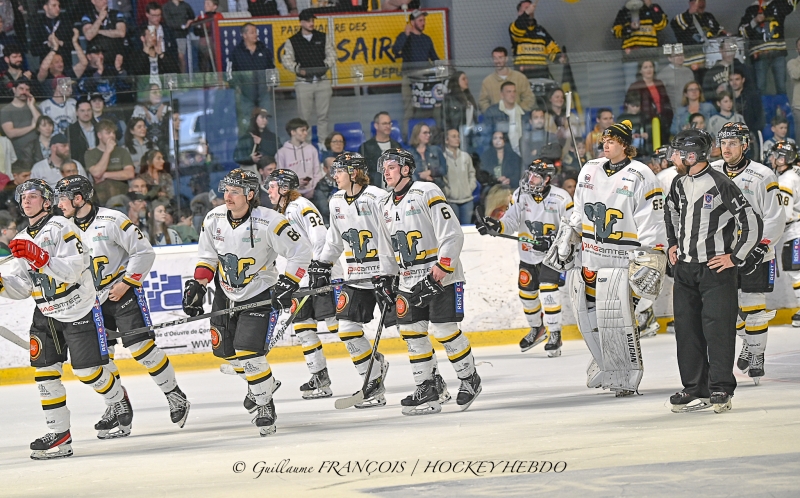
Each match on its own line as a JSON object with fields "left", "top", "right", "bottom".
{"left": 231, "top": 459, "right": 567, "bottom": 478}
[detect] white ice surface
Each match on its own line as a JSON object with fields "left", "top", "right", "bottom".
{"left": 2, "top": 329, "right": 800, "bottom": 497}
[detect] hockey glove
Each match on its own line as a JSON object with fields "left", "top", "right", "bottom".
{"left": 739, "top": 242, "right": 770, "bottom": 275}
{"left": 530, "top": 236, "right": 553, "bottom": 253}
{"left": 409, "top": 273, "right": 445, "bottom": 308}
{"left": 182, "top": 279, "right": 207, "bottom": 317}
{"left": 308, "top": 260, "right": 333, "bottom": 289}
{"left": 372, "top": 274, "right": 397, "bottom": 309}
{"left": 272, "top": 274, "right": 299, "bottom": 311}
{"left": 476, "top": 216, "right": 501, "bottom": 236}
{"left": 9, "top": 239, "right": 50, "bottom": 269}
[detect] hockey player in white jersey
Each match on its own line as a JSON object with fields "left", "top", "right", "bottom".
{"left": 0, "top": 179, "right": 130, "bottom": 459}
{"left": 771, "top": 142, "right": 800, "bottom": 327}
{"left": 378, "top": 148, "right": 482, "bottom": 415}
{"left": 182, "top": 169, "right": 311, "bottom": 436}
{"left": 55, "top": 176, "right": 190, "bottom": 433}
{"left": 712, "top": 123, "right": 784, "bottom": 385}
{"left": 477, "top": 159, "right": 573, "bottom": 357}
{"left": 315, "top": 152, "right": 396, "bottom": 409}
{"left": 654, "top": 146, "right": 680, "bottom": 334}
{"left": 266, "top": 168, "right": 339, "bottom": 399}
{"left": 544, "top": 120, "right": 668, "bottom": 397}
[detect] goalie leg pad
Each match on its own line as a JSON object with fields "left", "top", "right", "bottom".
{"left": 568, "top": 270, "right": 604, "bottom": 370}
{"left": 595, "top": 268, "right": 643, "bottom": 393}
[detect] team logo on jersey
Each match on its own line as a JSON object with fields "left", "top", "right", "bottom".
{"left": 703, "top": 193, "right": 714, "bottom": 209}
{"left": 217, "top": 254, "right": 257, "bottom": 289}
{"left": 336, "top": 291, "right": 349, "bottom": 313}
{"left": 342, "top": 229, "right": 377, "bottom": 263}
{"left": 579, "top": 173, "right": 594, "bottom": 190}
{"left": 29, "top": 271, "right": 69, "bottom": 299}
{"left": 524, "top": 220, "right": 556, "bottom": 237}
{"left": 396, "top": 295, "right": 409, "bottom": 318}
{"left": 584, "top": 202, "right": 624, "bottom": 240}
{"left": 30, "top": 336, "right": 42, "bottom": 360}
{"left": 210, "top": 327, "right": 221, "bottom": 349}
{"left": 392, "top": 230, "right": 423, "bottom": 268}
{"left": 519, "top": 269, "right": 532, "bottom": 286}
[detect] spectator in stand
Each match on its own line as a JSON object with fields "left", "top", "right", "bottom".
{"left": 256, "top": 155, "right": 277, "bottom": 208}
{"left": 618, "top": 92, "right": 649, "bottom": 153}
{"left": 702, "top": 36, "right": 755, "bottom": 98}
{"left": 30, "top": 133, "right": 88, "bottom": 186}
{"left": 657, "top": 45, "right": 695, "bottom": 115}
{"left": 233, "top": 23, "right": 274, "bottom": 134}
{"left": 29, "top": 0, "right": 76, "bottom": 64}
{"left": 484, "top": 81, "right": 526, "bottom": 155}
{"left": 162, "top": 0, "right": 195, "bottom": 73}
{"left": 672, "top": 80, "right": 715, "bottom": 135}
{"left": 561, "top": 172, "right": 577, "bottom": 198}
{"left": 443, "top": 128, "right": 476, "bottom": 224}
{"left": 67, "top": 97, "right": 97, "bottom": 167}
{"left": 149, "top": 199, "right": 181, "bottom": 245}
{"left": 81, "top": 0, "right": 127, "bottom": 64}
{"left": 193, "top": 0, "right": 223, "bottom": 73}
{"left": 0, "top": 159, "right": 29, "bottom": 220}
{"left": 626, "top": 59, "right": 672, "bottom": 146}
{"left": 542, "top": 87, "right": 576, "bottom": 150}
{"left": 275, "top": 117, "right": 322, "bottom": 201}
{"left": 739, "top": 0, "right": 797, "bottom": 96}
{"left": 234, "top": 108, "right": 278, "bottom": 171}
{"left": 0, "top": 209, "right": 15, "bottom": 255}
{"left": 1, "top": 78, "right": 40, "bottom": 163}
{"left": 79, "top": 44, "right": 129, "bottom": 107}
{"left": 59, "top": 160, "right": 80, "bottom": 178}
{"left": 124, "top": 116, "right": 157, "bottom": 170}
{"left": 380, "top": 0, "right": 419, "bottom": 10}
{"left": 0, "top": 12, "right": 19, "bottom": 66}
{"left": 0, "top": 45, "right": 40, "bottom": 104}
{"left": 407, "top": 122, "right": 447, "bottom": 189}
{"left": 707, "top": 91, "right": 745, "bottom": 138}
{"left": 85, "top": 119, "right": 135, "bottom": 204}
{"left": 562, "top": 139, "right": 588, "bottom": 175}
{"left": 763, "top": 115, "right": 796, "bottom": 156}
{"left": 129, "top": 176, "right": 149, "bottom": 197}
{"left": 89, "top": 91, "right": 124, "bottom": 141}
{"left": 170, "top": 206, "right": 199, "bottom": 243}
{"left": 0, "top": 129, "right": 15, "bottom": 176}
{"left": 127, "top": 21, "right": 180, "bottom": 93}
{"left": 789, "top": 38, "right": 800, "bottom": 142}
{"left": 670, "top": 0, "right": 728, "bottom": 73}
{"left": 481, "top": 131, "right": 521, "bottom": 189}
{"left": 282, "top": 11, "right": 335, "bottom": 144}
{"left": 132, "top": 85, "right": 170, "bottom": 149}
{"left": 248, "top": 0, "right": 297, "bottom": 17}
{"left": 393, "top": 9, "right": 439, "bottom": 133}
{"left": 445, "top": 70, "right": 480, "bottom": 147}
{"left": 688, "top": 112, "right": 706, "bottom": 130}
{"left": 139, "top": 148, "right": 174, "bottom": 201}
{"left": 139, "top": 2, "right": 177, "bottom": 55}
{"left": 509, "top": 1, "right": 562, "bottom": 79}
{"left": 584, "top": 108, "right": 614, "bottom": 160}
{"left": 25, "top": 115, "right": 55, "bottom": 164}
{"left": 521, "top": 108, "right": 548, "bottom": 166}
{"left": 321, "top": 131, "right": 345, "bottom": 164}
{"left": 731, "top": 68, "right": 765, "bottom": 138}
{"left": 39, "top": 78, "right": 77, "bottom": 135}
{"left": 478, "top": 47, "right": 535, "bottom": 114}
{"left": 612, "top": 0, "right": 668, "bottom": 89}
{"left": 37, "top": 42, "right": 88, "bottom": 96}
{"left": 360, "top": 111, "right": 401, "bottom": 187}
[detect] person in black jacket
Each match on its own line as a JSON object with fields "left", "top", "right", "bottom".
{"left": 234, "top": 108, "right": 278, "bottom": 168}
{"left": 359, "top": 111, "right": 401, "bottom": 187}
{"left": 67, "top": 97, "right": 98, "bottom": 168}
{"left": 231, "top": 23, "right": 274, "bottom": 135}
{"left": 28, "top": 0, "right": 75, "bottom": 63}
{"left": 127, "top": 27, "right": 180, "bottom": 93}
{"left": 444, "top": 70, "right": 480, "bottom": 151}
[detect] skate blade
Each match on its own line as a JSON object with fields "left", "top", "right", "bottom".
{"left": 302, "top": 387, "right": 333, "bottom": 400}
{"left": 546, "top": 348, "right": 562, "bottom": 358}
{"left": 458, "top": 385, "right": 483, "bottom": 412}
{"left": 751, "top": 376, "right": 762, "bottom": 386}
{"left": 355, "top": 395, "right": 386, "bottom": 409}
{"left": 259, "top": 426, "right": 277, "bottom": 437}
{"left": 272, "top": 379, "right": 282, "bottom": 393}
{"left": 713, "top": 400, "right": 732, "bottom": 413}
{"left": 520, "top": 334, "right": 547, "bottom": 352}
{"left": 640, "top": 324, "right": 659, "bottom": 339}
{"left": 439, "top": 391, "right": 452, "bottom": 405}
{"left": 402, "top": 401, "right": 442, "bottom": 416}
{"left": 31, "top": 444, "right": 73, "bottom": 460}
{"left": 174, "top": 401, "right": 191, "bottom": 428}
{"left": 97, "top": 426, "right": 131, "bottom": 440}
{"left": 671, "top": 399, "right": 711, "bottom": 413}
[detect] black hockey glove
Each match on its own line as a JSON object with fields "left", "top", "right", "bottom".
{"left": 409, "top": 273, "right": 445, "bottom": 308}
{"left": 182, "top": 279, "right": 207, "bottom": 317}
{"left": 531, "top": 235, "right": 553, "bottom": 253}
{"left": 739, "top": 242, "right": 770, "bottom": 275}
{"left": 272, "top": 274, "right": 300, "bottom": 311}
{"left": 308, "top": 260, "right": 333, "bottom": 290}
{"left": 476, "top": 216, "right": 501, "bottom": 236}
{"left": 372, "top": 274, "right": 398, "bottom": 309}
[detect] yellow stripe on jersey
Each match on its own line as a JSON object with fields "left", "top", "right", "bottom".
{"left": 645, "top": 188, "right": 663, "bottom": 200}
{"left": 780, "top": 186, "right": 794, "bottom": 196}
{"left": 120, "top": 220, "right": 133, "bottom": 231}
{"left": 565, "top": 202, "right": 574, "bottom": 211}
{"left": 428, "top": 196, "right": 447, "bottom": 208}
{"left": 274, "top": 219, "right": 290, "bottom": 236}
{"left": 196, "top": 261, "right": 216, "bottom": 272}
{"left": 301, "top": 207, "right": 318, "bottom": 217}
{"left": 766, "top": 182, "right": 779, "bottom": 192}
{"left": 285, "top": 271, "right": 301, "bottom": 283}
{"left": 63, "top": 231, "right": 79, "bottom": 243}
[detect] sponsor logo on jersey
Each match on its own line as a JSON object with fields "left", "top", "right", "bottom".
{"left": 519, "top": 269, "right": 532, "bottom": 286}
{"left": 93, "top": 232, "right": 109, "bottom": 241}
{"left": 295, "top": 268, "right": 306, "bottom": 279}
{"left": 454, "top": 282, "right": 464, "bottom": 314}
{"left": 357, "top": 204, "right": 373, "bottom": 216}
{"left": 213, "top": 228, "right": 225, "bottom": 242}
{"left": 334, "top": 207, "right": 345, "bottom": 220}
{"left": 210, "top": 327, "right": 221, "bottom": 349}
{"left": 405, "top": 203, "right": 422, "bottom": 216}
{"left": 616, "top": 186, "right": 634, "bottom": 197}
{"left": 396, "top": 295, "right": 409, "bottom": 318}
{"left": 578, "top": 173, "right": 594, "bottom": 189}
{"left": 703, "top": 193, "right": 714, "bottom": 209}
{"left": 39, "top": 237, "right": 55, "bottom": 248}
{"left": 336, "top": 291, "right": 349, "bottom": 313}
{"left": 30, "top": 336, "right": 42, "bottom": 361}
{"left": 440, "top": 257, "right": 451, "bottom": 267}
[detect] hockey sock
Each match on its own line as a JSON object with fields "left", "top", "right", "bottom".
{"left": 237, "top": 351, "right": 275, "bottom": 406}
{"left": 74, "top": 365, "right": 124, "bottom": 405}
{"left": 541, "top": 284, "right": 562, "bottom": 334}
{"left": 106, "top": 344, "right": 121, "bottom": 380}
{"left": 518, "top": 289, "right": 543, "bottom": 327}
{"left": 791, "top": 270, "right": 800, "bottom": 303}
{"left": 430, "top": 322, "right": 474, "bottom": 379}
{"left": 226, "top": 357, "right": 246, "bottom": 380}
{"left": 294, "top": 321, "right": 327, "bottom": 374}
{"left": 129, "top": 339, "right": 177, "bottom": 393}
{"left": 35, "top": 364, "right": 71, "bottom": 433}
{"left": 401, "top": 320, "right": 435, "bottom": 385}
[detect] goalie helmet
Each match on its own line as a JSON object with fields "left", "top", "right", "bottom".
{"left": 773, "top": 140, "right": 798, "bottom": 169}
{"left": 717, "top": 122, "right": 750, "bottom": 149}
{"left": 15, "top": 178, "right": 54, "bottom": 206}
{"left": 54, "top": 175, "right": 94, "bottom": 204}
{"left": 266, "top": 168, "right": 300, "bottom": 192}
{"left": 377, "top": 148, "right": 416, "bottom": 175}
{"left": 331, "top": 152, "right": 367, "bottom": 175}
{"left": 669, "top": 129, "right": 713, "bottom": 164}
{"left": 521, "top": 159, "right": 556, "bottom": 196}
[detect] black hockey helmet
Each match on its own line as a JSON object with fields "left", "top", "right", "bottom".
{"left": 331, "top": 152, "right": 367, "bottom": 176}
{"left": 773, "top": 140, "right": 798, "bottom": 169}
{"left": 652, "top": 146, "right": 669, "bottom": 162}
{"left": 219, "top": 168, "right": 260, "bottom": 207}
{"left": 377, "top": 148, "right": 416, "bottom": 175}
{"left": 717, "top": 122, "right": 750, "bottom": 149}
{"left": 55, "top": 175, "right": 94, "bottom": 203}
{"left": 669, "top": 129, "right": 713, "bottom": 164}
{"left": 266, "top": 168, "right": 300, "bottom": 192}
{"left": 521, "top": 159, "right": 556, "bottom": 196}
{"left": 15, "top": 178, "right": 54, "bottom": 207}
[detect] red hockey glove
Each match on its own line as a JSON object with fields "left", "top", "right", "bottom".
{"left": 9, "top": 239, "right": 50, "bottom": 269}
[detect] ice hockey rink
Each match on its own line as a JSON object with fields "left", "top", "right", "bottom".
{"left": 1, "top": 328, "right": 800, "bottom": 497}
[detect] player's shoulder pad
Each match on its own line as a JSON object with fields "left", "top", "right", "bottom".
{"left": 709, "top": 159, "right": 725, "bottom": 172}
{"left": 46, "top": 215, "right": 69, "bottom": 233}
{"left": 251, "top": 206, "right": 281, "bottom": 229}
{"left": 412, "top": 181, "right": 448, "bottom": 207}
{"left": 745, "top": 160, "right": 778, "bottom": 184}
{"left": 363, "top": 185, "right": 390, "bottom": 202}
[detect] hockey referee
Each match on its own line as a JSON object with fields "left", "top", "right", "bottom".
{"left": 664, "top": 129, "right": 762, "bottom": 414}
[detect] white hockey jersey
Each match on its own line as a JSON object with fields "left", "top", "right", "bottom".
{"left": 39, "top": 98, "right": 77, "bottom": 135}
{"left": 711, "top": 159, "right": 784, "bottom": 259}
{"left": 777, "top": 166, "right": 800, "bottom": 240}
{"left": 282, "top": 195, "right": 343, "bottom": 281}
{"left": 381, "top": 181, "right": 465, "bottom": 292}
{"left": 571, "top": 158, "right": 668, "bottom": 270}
{"left": 77, "top": 206, "right": 156, "bottom": 304}
{"left": 656, "top": 166, "right": 679, "bottom": 198}
{"left": 196, "top": 205, "right": 312, "bottom": 302}
{"left": 0, "top": 215, "right": 97, "bottom": 322}
{"left": 498, "top": 186, "right": 574, "bottom": 265}
{"left": 319, "top": 185, "right": 395, "bottom": 290}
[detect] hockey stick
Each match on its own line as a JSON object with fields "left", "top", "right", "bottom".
{"left": 266, "top": 295, "right": 308, "bottom": 352}
{"left": 565, "top": 92, "right": 584, "bottom": 171}
{"left": 335, "top": 303, "right": 389, "bottom": 410}
{"left": 0, "top": 254, "right": 15, "bottom": 266}
{"left": 474, "top": 205, "right": 542, "bottom": 245}
{"left": 107, "top": 277, "right": 371, "bottom": 340}
{"left": 0, "top": 326, "right": 27, "bottom": 350}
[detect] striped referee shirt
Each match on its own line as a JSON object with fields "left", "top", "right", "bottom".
{"left": 665, "top": 164, "right": 761, "bottom": 264}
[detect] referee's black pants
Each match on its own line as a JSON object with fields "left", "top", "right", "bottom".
{"left": 673, "top": 261, "right": 739, "bottom": 397}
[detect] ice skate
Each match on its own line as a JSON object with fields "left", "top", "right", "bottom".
{"left": 456, "top": 371, "right": 482, "bottom": 411}
{"left": 401, "top": 379, "right": 441, "bottom": 416}
{"left": 793, "top": 311, "right": 800, "bottom": 327}
{"left": 666, "top": 320, "right": 675, "bottom": 334}
{"left": 300, "top": 368, "right": 333, "bottom": 399}
{"left": 544, "top": 330, "right": 562, "bottom": 357}
{"left": 434, "top": 370, "right": 451, "bottom": 404}
{"left": 737, "top": 343, "right": 750, "bottom": 373}
{"left": 243, "top": 379, "right": 281, "bottom": 413}
{"left": 586, "top": 359, "right": 603, "bottom": 388}
{"left": 614, "top": 389, "right": 636, "bottom": 397}
{"left": 669, "top": 391, "right": 711, "bottom": 413}
{"left": 710, "top": 391, "right": 732, "bottom": 413}
{"left": 30, "top": 430, "right": 73, "bottom": 460}
{"left": 748, "top": 353, "right": 765, "bottom": 385}
{"left": 166, "top": 386, "right": 191, "bottom": 428}
{"left": 354, "top": 353, "right": 388, "bottom": 409}
{"left": 519, "top": 324, "right": 547, "bottom": 352}
{"left": 253, "top": 399, "right": 277, "bottom": 436}
{"left": 637, "top": 307, "right": 659, "bottom": 338}
{"left": 96, "top": 388, "right": 133, "bottom": 439}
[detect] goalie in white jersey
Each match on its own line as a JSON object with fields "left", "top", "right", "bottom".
{"left": 182, "top": 169, "right": 312, "bottom": 436}
{"left": 0, "top": 179, "right": 129, "bottom": 459}
{"left": 544, "top": 120, "right": 669, "bottom": 397}
{"left": 55, "top": 175, "right": 190, "bottom": 434}
{"left": 712, "top": 123, "right": 785, "bottom": 385}
{"left": 477, "top": 159, "right": 573, "bottom": 357}
{"left": 266, "top": 168, "right": 340, "bottom": 399}
{"left": 377, "top": 148, "right": 482, "bottom": 415}
{"left": 771, "top": 142, "right": 800, "bottom": 327}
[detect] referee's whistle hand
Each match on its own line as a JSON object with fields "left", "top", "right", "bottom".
{"left": 707, "top": 254, "right": 734, "bottom": 273}
{"left": 668, "top": 246, "right": 678, "bottom": 266}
